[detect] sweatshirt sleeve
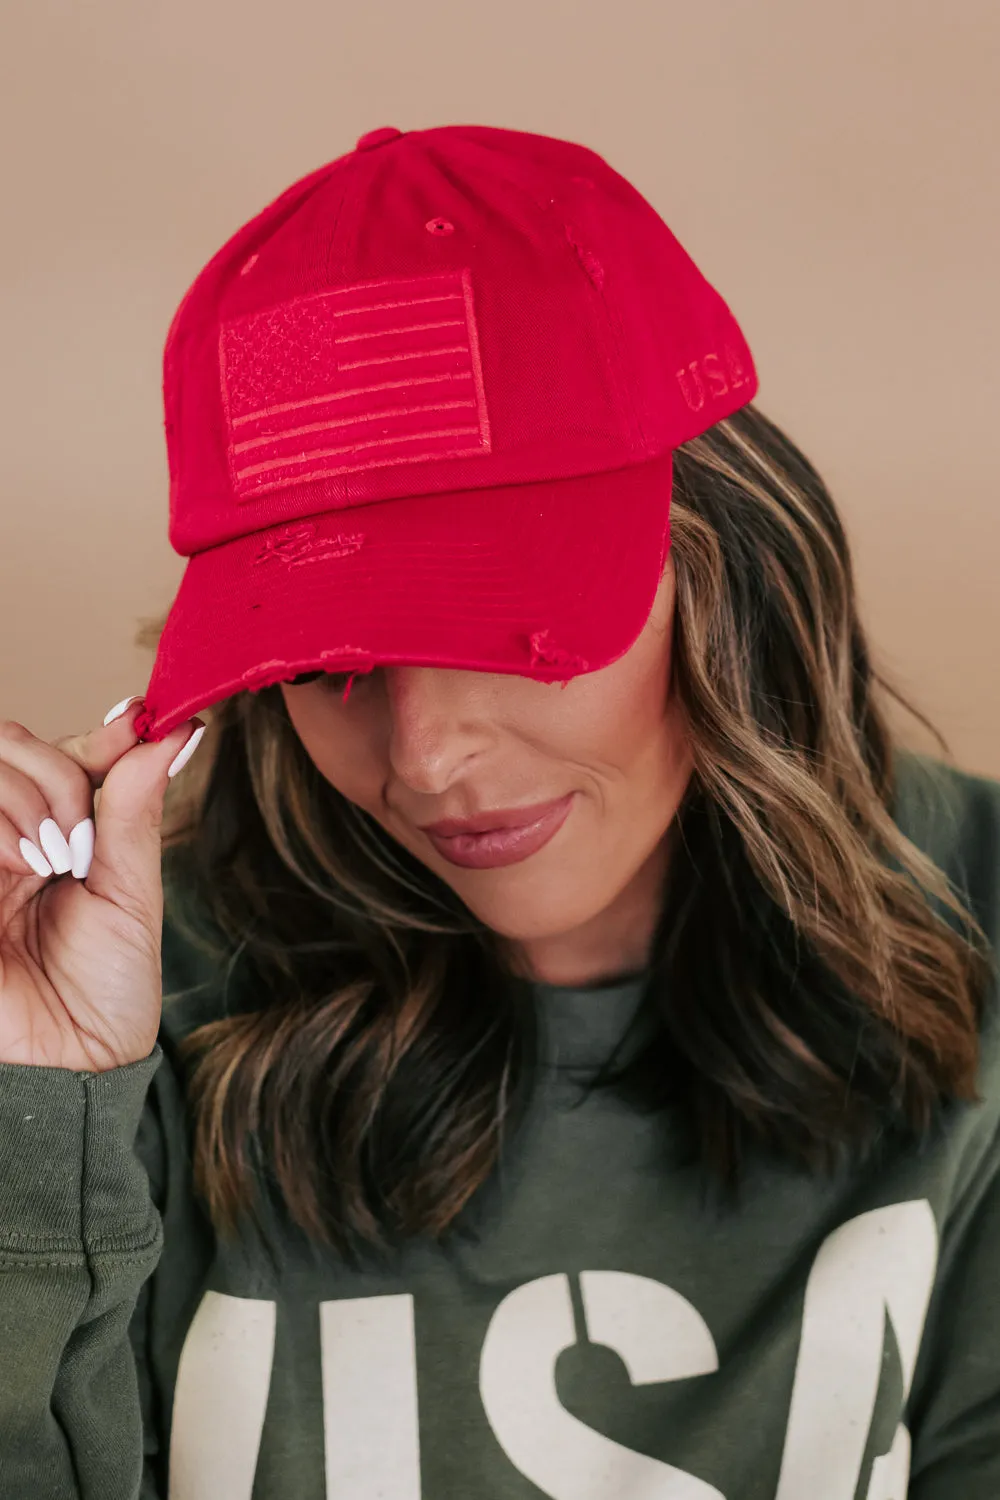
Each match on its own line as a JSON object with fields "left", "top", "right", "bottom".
{"left": 906, "top": 1124, "right": 1000, "bottom": 1496}
{"left": 0, "top": 1046, "right": 165, "bottom": 1499}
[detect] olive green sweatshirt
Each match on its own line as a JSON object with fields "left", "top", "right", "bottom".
{"left": 1, "top": 751, "right": 999, "bottom": 1499}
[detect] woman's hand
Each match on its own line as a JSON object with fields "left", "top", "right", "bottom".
{"left": 0, "top": 700, "right": 205, "bottom": 1071}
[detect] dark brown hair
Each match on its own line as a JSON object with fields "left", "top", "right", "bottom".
{"left": 144, "top": 402, "right": 995, "bottom": 1257}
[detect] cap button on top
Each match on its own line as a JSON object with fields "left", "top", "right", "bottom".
{"left": 355, "top": 126, "right": 404, "bottom": 152}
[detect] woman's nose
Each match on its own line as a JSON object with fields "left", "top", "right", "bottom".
{"left": 383, "top": 667, "right": 493, "bottom": 793}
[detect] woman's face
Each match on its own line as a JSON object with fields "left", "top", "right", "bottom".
{"left": 280, "top": 557, "right": 693, "bottom": 989}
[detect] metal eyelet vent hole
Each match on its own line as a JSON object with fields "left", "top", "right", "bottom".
{"left": 425, "top": 218, "right": 455, "bottom": 236}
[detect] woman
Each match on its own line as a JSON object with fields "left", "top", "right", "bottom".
{"left": 0, "top": 123, "right": 997, "bottom": 1500}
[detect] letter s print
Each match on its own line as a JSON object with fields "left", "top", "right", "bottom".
{"left": 479, "top": 1270, "right": 724, "bottom": 1499}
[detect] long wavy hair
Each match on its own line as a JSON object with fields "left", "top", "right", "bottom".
{"left": 142, "top": 402, "right": 995, "bottom": 1258}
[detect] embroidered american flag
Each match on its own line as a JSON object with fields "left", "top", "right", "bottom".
{"left": 219, "top": 268, "right": 491, "bottom": 500}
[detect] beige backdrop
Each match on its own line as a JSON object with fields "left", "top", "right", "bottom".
{"left": 1, "top": 1, "right": 997, "bottom": 775}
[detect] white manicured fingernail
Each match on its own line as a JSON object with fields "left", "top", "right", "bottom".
{"left": 167, "top": 724, "right": 206, "bottom": 778}
{"left": 104, "top": 694, "right": 143, "bottom": 726}
{"left": 19, "top": 838, "right": 53, "bottom": 878}
{"left": 69, "top": 818, "right": 95, "bottom": 880}
{"left": 38, "top": 818, "right": 73, "bottom": 875}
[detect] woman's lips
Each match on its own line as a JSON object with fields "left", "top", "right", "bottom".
{"left": 425, "top": 793, "right": 576, "bottom": 869}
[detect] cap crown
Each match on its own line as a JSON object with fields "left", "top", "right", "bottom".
{"left": 164, "top": 124, "right": 757, "bottom": 556}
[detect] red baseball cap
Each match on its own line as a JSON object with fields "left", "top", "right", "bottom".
{"left": 134, "top": 124, "right": 758, "bottom": 743}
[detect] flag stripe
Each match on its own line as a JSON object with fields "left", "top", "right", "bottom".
{"left": 237, "top": 439, "right": 488, "bottom": 499}
{"left": 334, "top": 319, "right": 466, "bottom": 343}
{"left": 235, "top": 426, "right": 483, "bottom": 480}
{"left": 230, "top": 371, "right": 473, "bottom": 428}
{"left": 331, "top": 292, "right": 462, "bottom": 317}
{"left": 337, "top": 345, "right": 468, "bottom": 372}
{"left": 233, "top": 400, "right": 477, "bottom": 454}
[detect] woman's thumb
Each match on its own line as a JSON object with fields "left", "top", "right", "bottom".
{"left": 86, "top": 718, "right": 206, "bottom": 915}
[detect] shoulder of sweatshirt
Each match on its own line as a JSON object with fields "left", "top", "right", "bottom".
{"left": 890, "top": 747, "right": 1000, "bottom": 1135}
{"left": 891, "top": 749, "right": 1000, "bottom": 921}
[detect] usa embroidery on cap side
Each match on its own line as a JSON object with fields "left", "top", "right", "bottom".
{"left": 219, "top": 269, "right": 492, "bottom": 500}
